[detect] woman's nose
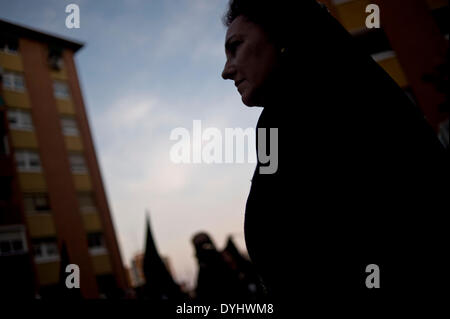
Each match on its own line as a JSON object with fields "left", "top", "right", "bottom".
{"left": 221, "top": 61, "right": 235, "bottom": 80}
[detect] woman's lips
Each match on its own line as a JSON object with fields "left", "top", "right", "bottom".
{"left": 235, "top": 80, "right": 245, "bottom": 94}
{"left": 235, "top": 79, "right": 244, "bottom": 87}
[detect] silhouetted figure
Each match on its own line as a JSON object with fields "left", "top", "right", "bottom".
{"left": 192, "top": 232, "right": 243, "bottom": 303}
{"left": 142, "top": 214, "right": 185, "bottom": 303}
{"left": 221, "top": 0, "right": 449, "bottom": 314}
{"left": 222, "top": 236, "right": 266, "bottom": 301}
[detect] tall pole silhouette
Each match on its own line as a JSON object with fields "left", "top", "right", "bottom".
{"left": 142, "top": 210, "right": 183, "bottom": 302}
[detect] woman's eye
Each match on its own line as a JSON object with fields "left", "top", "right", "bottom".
{"left": 231, "top": 41, "right": 241, "bottom": 53}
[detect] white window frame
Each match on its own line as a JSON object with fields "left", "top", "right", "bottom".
{"left": 89, "top": 246, "right": 108, "bottom": 256}
{"left": 371, "top": 50, "right": 396, "bottom": 62}
{"left": 0, "top": 43, "right": 18, "bottom": 55}
{"left": 61, "top": 117, "right": 79, "bottom": 136}
{"left": 53, "top": 80, "right": 70, "bottom": 99}
{"left": 15, "top": 150, "right": 42, "bottom": 172}
{"left": 0, "top": 37, "right": 19, "bottom": 55}
{"left": 23, "top": 193, "right": 51, "bottom": 214}
{"left": 69, "top": 153, "right": 87, "bottom": 174}
{"left": 7, "top": 109, "right": 34, "bottom": 131}
{"left": 0, "top": 225, "right": 28, "bottom": 256}
{"left": 33, "top": 239, "right": 60, "bottom": 264}
{"left": 78, "top": 193, "right": 96, "bottom": 213}
{"left": 2, "top": 71, "right": 25, "bottom": 92}
{"left": 48, "top": 55, "right": 64, "bottom": 70}
{"left": 87, "top": 233, "right": 107, "bottom": 255}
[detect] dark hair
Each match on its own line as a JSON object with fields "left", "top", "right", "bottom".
{"left": 223, "top": 0, "right": 271, "bottom": 28}
{"left": 221, "top": 0, "right": 362, "bottom": 89}
{"left": 222, "top": 0, "right": 327, "bottom": 49}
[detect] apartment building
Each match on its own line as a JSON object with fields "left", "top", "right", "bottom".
{"left": 0, "top": 19, "right": 128, "bottom": 298}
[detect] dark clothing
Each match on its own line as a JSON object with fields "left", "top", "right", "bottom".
{"left": 244, "top": 5, "right": 448, "bottom": 315}
{"left": 194, "top": 249, "right": 243, "bottom": 303}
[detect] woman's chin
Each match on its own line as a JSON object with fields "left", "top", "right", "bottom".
{"left": 241, "top": 93, "right": 261, "bottom": 107}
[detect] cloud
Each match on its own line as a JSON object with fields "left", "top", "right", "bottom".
{"left": 102, "top": 95, "right": 157, "bottom": 129}
{"left": 152, "top": 0, "right": 226, "bottom": 63}
{"left": 93, "top": 89, "right": 258, "bottom": 286}
{"left": 1, "top": 0, "right": 260, "bottom": 288}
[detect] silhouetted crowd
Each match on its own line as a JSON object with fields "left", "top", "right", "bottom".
{"left": 191, "top": 232, "right": 267, "bottom": 303}
{"left": 134, "top": 230, "right": 268, "bottom": 305}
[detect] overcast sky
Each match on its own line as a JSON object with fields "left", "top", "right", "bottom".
{"left": 1, "top": 0, "right": 264, "bottom": 288}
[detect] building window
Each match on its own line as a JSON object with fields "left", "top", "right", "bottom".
{"left": 15, "top": 150, "right": 42, "bottom": 172}
{"left": 61, "top": 117, "right": 79, "bottom": 136}
{"left": 87, "top": 232, "right": 107, "bottom": 255}
{"left": 53, "top": 81, "right": 70, "bottom": 99}
{"left": 78, "top": 192, "right": 96, "bottom": 213}
{"left": 7, "top": 109, "right": 33, "bottom": 131}
{"left": 32, "top": 237, "right": 59, "bottom": 263}
{"left": 69, "top": 153, "right": 87, "bottom": 174}
{"left": 0, "top": 225, "right": 28, "bottom": 256}
{"left": 48, "top": 55, "right": 64, "bottom": 70}
{"left": 23, "top": 193, "right": 51, "bottom": 214}
{"left": 48, "top": 45, "right": 63, "bottom": 70}
{"left": 2, "top": 71, "right": 25, "bottom": 92}
{"left": 0, "top": 36, "right": 19, "bottom": 54}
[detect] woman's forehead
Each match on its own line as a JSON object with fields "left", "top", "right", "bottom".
{"left": 225, "top": 16, "right": 258, "bottom": 42}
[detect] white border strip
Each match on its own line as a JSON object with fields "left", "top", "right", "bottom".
{"left": 371, "top": 50, "right": 396, "bottom": 62}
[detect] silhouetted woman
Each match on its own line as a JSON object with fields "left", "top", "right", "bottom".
{"left": 220, "top": 0, "right": 448, "bottom": 313}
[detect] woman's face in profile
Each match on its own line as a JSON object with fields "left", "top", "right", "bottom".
{"left": 222, "top": 16, "right": 279, "bottom": 106}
